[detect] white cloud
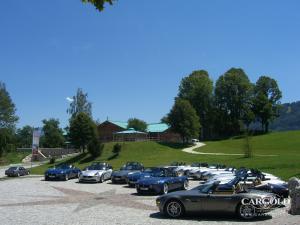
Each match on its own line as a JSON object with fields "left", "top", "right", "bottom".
{"left": 66, "top": 97, "right": 74, "bottom": 102}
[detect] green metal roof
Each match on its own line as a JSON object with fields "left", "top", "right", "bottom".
{"left": 146, "top": 123, "right": 169, "bottom": 133}
{"left": 115, "top": 128, "right": 147, "bottom": 134}
{"left": 108, "top": 121, "right": 128, "bottom": 129}
{"left": 107, "top": 120, "right": 169, "bottom": 133}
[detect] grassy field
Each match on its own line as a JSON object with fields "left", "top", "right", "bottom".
{"left": 0, "top": 150, "right": 30, "bottom": 166}
{"left": 30, "top": 131, "right": 300, "bottom": 180}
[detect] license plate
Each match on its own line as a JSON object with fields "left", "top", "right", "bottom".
{"left": 114, "top": 177, "right": 120, "bottom": 180}
{"left": 140, "top": 187, "right": 149, "bottom": 191}
{"left": 49, "top": 175, "right": 55, "bottom": 178}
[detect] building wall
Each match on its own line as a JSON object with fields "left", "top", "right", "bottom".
{"left": 98, "top": 121, "right": 125, "bottom": 142}
{"left": 148, "top": 129, "right": 181, "bottom": 142}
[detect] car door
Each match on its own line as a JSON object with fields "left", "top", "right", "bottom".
{"left": 200, "top": 192, "right": 236, "bottom": 212}
{"left": 183, "top": 192, "right": 209, "bottom": 213}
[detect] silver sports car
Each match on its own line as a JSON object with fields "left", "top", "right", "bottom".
{"left": 79, "top": 162, "right": 113, "bottom": 183}
{"left": 156, "top": 181, "right": 281, "bottom": 220}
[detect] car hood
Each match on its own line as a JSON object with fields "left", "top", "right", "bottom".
{"left": 128, "top": 171, "right": 150, "bottom": 179}
{"left": 46, "top": 168, "right": 68, "bottom": 174}
{"left": 81, "top": 170, "right": 105, "bottom": 176}
{"left": 138, "top": 177, "right": 169, "bottom": 185}
{"left": 112, "top": 170, "right": 136, "bottom": 176}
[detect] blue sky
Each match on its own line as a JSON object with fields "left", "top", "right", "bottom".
{"left": 1, "top": 0, "right": 300, "bottom": 128}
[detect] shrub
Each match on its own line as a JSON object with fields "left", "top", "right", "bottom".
{"left": 49, "top": 157, "right": 56, "bottom": 164}
{"left": 112, "top": 143, "right": 122, "bottom": 155}
{"left": 87, "top": 138, "right": 103, "bottom": 158}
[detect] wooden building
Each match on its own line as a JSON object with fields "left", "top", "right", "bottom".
{"left": 98, "top": 120, "right": 181, "bottom": 142}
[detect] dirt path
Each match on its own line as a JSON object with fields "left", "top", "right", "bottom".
{"left": 182, "top": 142, "right": 278, "bottom": 157}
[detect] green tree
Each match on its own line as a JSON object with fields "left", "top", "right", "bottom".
{"left": 127, "top": 118, "right": 147, "bottom": 132}
{"left": 87, "top": 132, "right": 103, "bottom": 157}
{"left": 0, "top": 82, "right": 18, "bottom": 129}
{"left": 81, "top": 0, "right": 114, "bottom": 11}
{"left": 67, "top": 88, "right": 92, "bottom": 119}
{"left": 16, "top": 125, "right": 33, "bottom": 148}
{"left": 215, "top": 68, "right": 253, "bottom": 136}
{"left": 0, "top": 82, "right": 18, "bottom": 156}
{"left": 253, "top": 76, "right": 282, "bottom": 133}
{"left": 167, "top": 99, "right": 201, "bottom": 143}
{"left": 40, "top": 119, "right": 65, "bottom": 148}
{"left": 178, "top": 70, "right": 214, "bottom": 139}
{"left": 69, "top": 112, "right": 95, "bottom": 152}
{"left": 0, "top": 128, "right": 13, "bottom": 156}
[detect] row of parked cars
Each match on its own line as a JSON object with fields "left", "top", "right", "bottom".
{"left": 5, "top": 161, "right": 289, "bottom": 220}
{"left": 43, "top": 162, "right": 189, "bottom": 195}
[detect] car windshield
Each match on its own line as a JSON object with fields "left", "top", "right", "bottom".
{"left": 194, "top": 183, "right": 216, "bottom": 193}
{"left": 151, "top": 169, "right": 174, "bottom": 177}
{"left": 191, "top": 163, "right": 200, "bottom": 167}
{"left": 144, "top": 167, "right": 162, "bottom": 173}
{"left": 56, "top": 165, "right": 71, "bottom": 169}
{"left": 121, "top": 165, "right": 139, "bottom": 170}
{"left": 8, "top": 167, "right": 18, "bottom": 170}
{"left": 87, "top": 165, "right": 105, "bottom": 170}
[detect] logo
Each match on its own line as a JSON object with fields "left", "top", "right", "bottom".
{"left": 241, "top": 195, "right": 290, "bottom": 210}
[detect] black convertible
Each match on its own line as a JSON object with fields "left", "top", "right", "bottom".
{"left": 156, "top": 182, "right": 280, "bottom": 220}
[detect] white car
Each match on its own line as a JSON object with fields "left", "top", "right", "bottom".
{"left": 79, "top": 162, "right": 113, "bottom": 183}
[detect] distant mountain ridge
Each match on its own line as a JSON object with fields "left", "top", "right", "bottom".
{"left": 270, "top": 101, "right": 300, "bottom": 131}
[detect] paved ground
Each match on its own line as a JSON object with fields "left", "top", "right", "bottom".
{"left": 0, "top": 176, "right": 299, "bottom": 225}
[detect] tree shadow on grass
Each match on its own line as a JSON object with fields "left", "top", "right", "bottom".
{"left": 157, "top": 142, "right": 190, "bottom": 150}
{"left": 149, "top": 212, "right": 272, "bottom": 222}
{"left": 57, "top": 152, "right": 87, "bottom": 165}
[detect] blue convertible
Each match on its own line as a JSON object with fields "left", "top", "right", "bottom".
{"left": 136, "top": 167, "right": 189, "bottom": 195}
{"left": 127, "top": 167, "right": 167, "bottom": 187}
{"left": 45, "top": 164, "right": 81, "bottom": 181}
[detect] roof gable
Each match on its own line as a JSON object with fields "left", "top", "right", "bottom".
{"left": 146, "top": 123, "right": 169, "bottom": 133}
{"left": 101, "top": 120, "right": 169, "bottom": 132}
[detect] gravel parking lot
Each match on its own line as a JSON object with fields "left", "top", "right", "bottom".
{"left": 0, "top": 176, "right": 299, "bottom": 225}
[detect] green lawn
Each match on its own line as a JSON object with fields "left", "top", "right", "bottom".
{"left": 0, "top": 150, "right": 30, "bottom": 166}
{"left": 30, "top": 131, "right": 300, "bottom": 180}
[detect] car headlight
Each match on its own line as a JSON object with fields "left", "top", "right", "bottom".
{"left": 61, "top": 171, "right": 65, "bottom": 174}
{"left": 95, "top": 172, "right": 99, "bottom": 176}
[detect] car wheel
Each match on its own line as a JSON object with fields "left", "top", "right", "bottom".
{"left": 17, "top": 173, "right": 20, "bottom": 177}
{"left": 100, "top": 175, "right": 104, "bottom": 183}
{"left": 182, "top": 180, "right": 189, "bottom": 190}
{"left": 237, "top": 203, "right": 256, "bottom": 220}
{"left": 165, "top": 200, "right": 184, "bottom": 218}
{"left": 163, "top": 184, "right": 169, "bottom": 194}
{"left": 64, "top": 174, "right": 69, "bottom": 181}
{"left": 45, "top": 176, "right": 48, "bottom": 181}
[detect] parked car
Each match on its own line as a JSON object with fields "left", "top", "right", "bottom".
{"left": 136, "top": 167, "right": 189, "bottom": 195}
{"left": 126, "top": 167, "right": 163, "bottom": 187}
{"left": 5, "top": 166, "right": 29, "bottom": 177}
{"left": 44, "top": 164, "right": 81, "bottom": 181}
{"left": 79, "top": 162, "right": 113, "bottom": 183}
{"left": 206, "top": 172, "right": 289, "bottom": 199}
{"left": 250, "top": 183, "right": 289, "bottom": 199}
{"left": 156, "top": 181, "right": 280, "bottom": 220}
{"left": 111, "top": 162, "right": 144, "bottom": 184}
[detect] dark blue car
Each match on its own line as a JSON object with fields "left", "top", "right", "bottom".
{"left": 127, "top": 167, "right": 166, "bottom": 187}
{"left": 45, "top": 164, "right": 81, "bottom": 181}
{"left": 136, "top": 168, "right": 189, "bottom": 195}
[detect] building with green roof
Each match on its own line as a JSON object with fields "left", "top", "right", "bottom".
{"left": 98, "top": 120, "right": 180, "bottom": 142}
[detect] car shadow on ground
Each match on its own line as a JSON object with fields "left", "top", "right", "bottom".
{"left": 131, "top": 193, "right": 160, "bottom": 197}
{"left": 149, "top": 212, "right": 273, "bottom": 222}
